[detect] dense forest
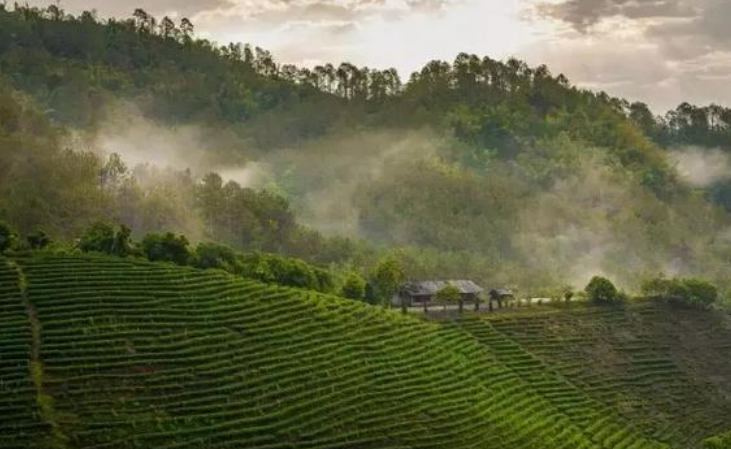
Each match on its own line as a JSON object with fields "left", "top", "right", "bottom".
{"left": 1, "top": 4, "right": 731, "bottom": 304}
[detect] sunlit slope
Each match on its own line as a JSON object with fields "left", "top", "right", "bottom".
{"left": 454, "top": 305, "right": 731, "bottom": 449}
{"left": 1, "top": 254, "right": 672, "bottom": 449}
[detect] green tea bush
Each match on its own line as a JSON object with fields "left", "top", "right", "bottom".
{"left": 585, "top": 276, "right": 622, "bottom": 304}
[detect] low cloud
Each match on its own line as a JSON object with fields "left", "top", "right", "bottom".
{"left": 668, "top": 146, "right": 731, "bottom": 187}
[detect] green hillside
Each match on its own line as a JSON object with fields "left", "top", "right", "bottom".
{"left": 1, "top": 254, "right": 730, "bottom": 448}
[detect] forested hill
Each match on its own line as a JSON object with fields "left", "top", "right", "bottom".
{"left": 2, "top": 4, "right": 731, "bottom": 298}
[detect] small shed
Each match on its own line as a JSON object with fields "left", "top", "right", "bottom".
{"left": 392, "top": 280, "right": 483, "bottom": 311}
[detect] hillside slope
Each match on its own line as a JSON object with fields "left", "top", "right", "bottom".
{"left": 452, "top": 305, "right": 731, "bottom": 448}
{"left": 0, "top": 254, "right": 729, "bottom": 448}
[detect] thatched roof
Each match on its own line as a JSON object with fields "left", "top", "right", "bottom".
{"left": 401, "top": 280, "right": 483, "bottom": 296}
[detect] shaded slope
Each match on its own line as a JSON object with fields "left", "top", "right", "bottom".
{"left": 0, "top": 253, "right": 670, "bottom": 449}
{"left": 454, "top": 304, "right": 731, "bottom": 449}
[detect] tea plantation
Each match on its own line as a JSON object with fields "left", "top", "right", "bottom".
{"left": 0, "top": 254, "right": 730, "bottom": 449}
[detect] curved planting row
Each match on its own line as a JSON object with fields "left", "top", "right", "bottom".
{"left": 468, "top": 304, "right": 731, "bottom": 449}
{"left": 0, "top": 259, "right": 49, "bottom": 448}
{"left": 452, "top": 315, "right": 668, "bottom": 449}
{"left": 4, "top": 254, "right": 673, "bottom": 449}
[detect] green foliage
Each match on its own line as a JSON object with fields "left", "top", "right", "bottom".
{"left": 585, "top": 276, "right": 622, "bottom": 304}
{"left": 3, "top": 3, "right": 731, "bottom": 299}
{"left": 562, "top": 285, "right": 575, "bottom": 303}
{"left": 340, "top": 272, "right": 366, "bottom": 300}
{"left": 0, "top": 221, "right": 15, "bottom": 252}
{"left": 141, "top": 232, "right": 191, "bottom": 265}
{"left": 683, "top": 279, "right": 718, "bottom": 307}
{"left": 79, "top": 222, "right": 131, "bottom": 257}
{"left": 313, "top": 268, "right": 335, "bottom": 294}
{"left": 436, "top": 284, "right": 462, "bottom": 303}
{"left": 26, "top": 230, "right": 51, "bottom": 250}
{"left": 371, "top": 257, "right": 405, "bottom": 305}
{"left": 190, "top": 242, "right": 334, "bottom": 293}
{"left": 703, "top": 430, "right": 731, "bottom": 449}
{"left": 642, "top": 276, "right": 718, "bottom": 308}
{"left": 192, "top": 242, "right": 239, "bottom": 272}
{"left": 113, "top": 225, "right": 133, "bottom": 257}
{"left": 79, "top": 222, "right": 115, "bottom": 254}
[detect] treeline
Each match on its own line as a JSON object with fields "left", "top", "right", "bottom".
{"left": 0, "top": 3, "right": 678, "bottom": 196}
{"left": 0, "top": 219, "right": 338, "bottom": 293}
{"left": 3, "top": 4, "right": 731, "bottom": 301}
{"left": 628, "top": 102, "right": 731, "bottom": 150}
{"left": 0, "top": 219, "right": 417, "bottom": 304}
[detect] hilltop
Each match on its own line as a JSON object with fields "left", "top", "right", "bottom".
{"left": 1, "top": 253, "right": 730, "bottom": 448}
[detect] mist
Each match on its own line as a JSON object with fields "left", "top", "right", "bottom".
{"left": 69, "top": 102, "right": 731, "bottom": 295}
{"left": 669, "top": 146, "right": 731, "bottom": 188}
{"left": 87, "top": 102, "right": 256, "bottom": 183}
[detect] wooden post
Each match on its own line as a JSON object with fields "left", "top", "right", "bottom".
{"left": 423, "top": 299, "right": 428, "bottom": 314}
{"left": 459, "top": 298, "right": 464, "bottom": 313}
{"left": 475, "top": 296, "right": 480, "bottom": 312}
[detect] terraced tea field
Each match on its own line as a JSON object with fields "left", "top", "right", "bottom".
{"left": 0, "top": 253, "right": 729, "bottom": 448}
{"left": 453, "top": 305, "right": 731, "bottom": 449}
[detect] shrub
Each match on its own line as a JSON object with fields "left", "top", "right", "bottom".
{"left": 640, "top": 277, "right": 674, "bottom": 299}
{"left": 113, "top": 225, "right": 133, "bottom": 257}
{"left": 80, "top": 223, "right": 133, "bottom": 256}
{"left": 0, "top": 221, "right": 15, "bottom": 252}
{"left": 314, "top": 268, "right": 335, "bottom": 294}
{"left": 561, "top": 285, "right": 574, "bottom": 303}
{"left": 79, "top": 222, "right": 116, "bottom": 254}
{"left": 141, "top": 232, "right": 191, "bottom": 266}
{"left": 703, "top": 431, "right": 731, "bottom": 449}
{"left": 683, "top": 278, "right": 718, "bottom": 307}
{"left": 585, "top": 276, "right": 621, "bottom": 304}
{"left": 27, "top": 230, "right": 51, "bottom": 250}
{"left": 239, "top": 253, "right": 324, "bottom": 291}
{"left": 192, "top": 242, "right": 239, "bottom": 272}
{"left": 371, "top": 258, "right": 405, "bottom": 305}
{"left": 641, "top": 276, "right": 717, "bottom": 308}
{"left": 341, "top": 273, "right": 367, "bottom": 300}
{"left": 437, "top": 284, "right": 462, "bottom": 312}
{"left": 437, "top": 284, "right": 461, "bottom": 303}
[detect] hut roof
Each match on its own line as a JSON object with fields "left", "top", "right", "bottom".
{"left": 402, "top": 280, "right": 483, "bottom": 296}
{"left": 489, "top": 288, "right": 514, "bottom": 298}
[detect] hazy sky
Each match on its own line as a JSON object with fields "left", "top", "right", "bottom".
{"left": 26, "top": 0, "right": 731, "bottom": 112}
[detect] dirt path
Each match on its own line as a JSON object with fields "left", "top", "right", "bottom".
{"left": 10, "top": 261, "right": 71, "bottom": 448}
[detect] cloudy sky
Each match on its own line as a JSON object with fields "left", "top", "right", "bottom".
{"left": 27, "top": 0, "right": 731, "bottom": 112}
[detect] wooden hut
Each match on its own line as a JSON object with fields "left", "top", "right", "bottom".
{"left": 392, "top": 280, "right": 483, "bottom": 312}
